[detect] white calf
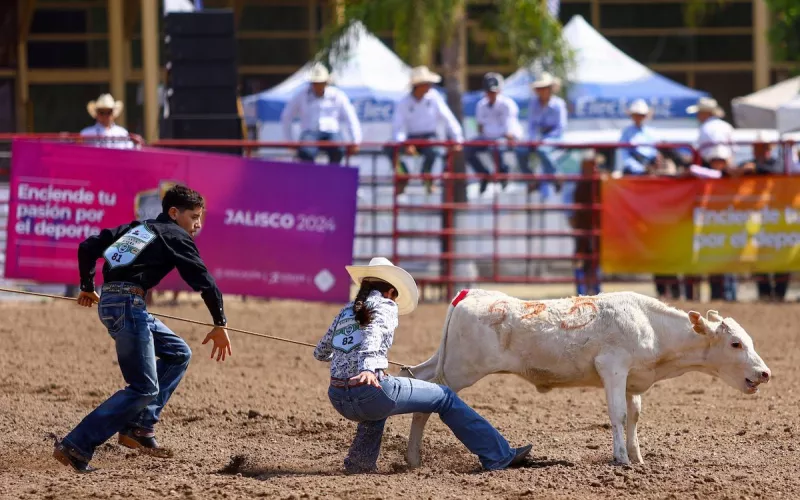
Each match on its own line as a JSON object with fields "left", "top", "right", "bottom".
{"left": 400, "top": 289, "right": 771, "bottom": 466}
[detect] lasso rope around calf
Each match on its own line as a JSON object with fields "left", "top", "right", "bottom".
{"left": 0, "top": 286, "right": 412, "bottom": 369}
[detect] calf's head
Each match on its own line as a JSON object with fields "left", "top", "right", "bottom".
{"left": 688, "top": 310, "right": 771, "bottom": 394}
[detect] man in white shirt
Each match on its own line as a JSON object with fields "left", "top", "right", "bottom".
{"left": 80, "top": 94, "right": 141, "bottom": 149}
{"left": 280, "top": 63, "right": 361, "bottom": 165}
{"left": 466, "top": 73, "right": 522, "bottom": 194}
{"left": 390, "top": 66, "right": 464, "bottom": 194}
{"left": 71, "top": 93, "right": 140, "bottom": 299}
{"left": 687, "top": 97, "right": 734, "bottom": 169}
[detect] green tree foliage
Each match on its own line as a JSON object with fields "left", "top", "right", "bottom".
{"left": 317, "top": 0, "right": 574, "bottom": 205}
{"left": 319, "top": 0, "right": 573, "bottom": 89}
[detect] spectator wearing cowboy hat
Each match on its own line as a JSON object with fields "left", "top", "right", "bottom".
{"left": 80, "top": 93, "right": 142, "bottom": 149}
{"left": 617, "top": 101, "right": 683, "bottom": 300}
{"left": 390, "top": 66, "right": 464, "bottom": 194}
{"left": 465, "top": 72, "right": 524, "bottom": 194}
{"left": 516, "top": 72, "right": 567, "bottom": 196}
{"left": 738, "top": 131, "right": 780, "bottom": 176}
{"left": 68, "top": 93, "right": 141, "bottom": 299}
{"left": 687, "top": 97, "right": 734, "bottom": 169}
{"left": 616, "top": 99, "right": 663, "bottom": 176}
{"left": 281, "top": 62, "right": 362, "bottom": 165}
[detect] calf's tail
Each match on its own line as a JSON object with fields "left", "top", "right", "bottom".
{"left": 400, "top": 289, "right": 469, "bottom": 387}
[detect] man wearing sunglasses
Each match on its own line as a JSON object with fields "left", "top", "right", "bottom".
{"left": 80, "top": 93, "right": 143, "bottom": 149}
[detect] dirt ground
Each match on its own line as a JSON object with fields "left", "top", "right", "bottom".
{"left": 1, "top": 295, "right": 799, "bottom": 500}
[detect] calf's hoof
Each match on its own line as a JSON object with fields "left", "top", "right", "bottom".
{"left": 405, "top": 452, "right": 422, "bottom": 468}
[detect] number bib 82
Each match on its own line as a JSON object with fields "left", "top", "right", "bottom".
{"left": 104, "top": 225, "right": 156, "bottom": 268}
{"left": 332, "top": 316, "right": 363, "bottom": 353}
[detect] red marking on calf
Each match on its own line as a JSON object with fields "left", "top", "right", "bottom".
{"left": 560, "top": 297, "right": 598, "bottom": 330}
{"left": 522, "top": 301, "right": 547, "bottom": 319}
{"left": 451, "top": 289, "right": 471, "bottom": 307}
{"left": 488, "top": 300, "right": 509, "bottom": 327}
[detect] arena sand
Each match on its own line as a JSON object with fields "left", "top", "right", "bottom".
{"left": 0, "top": 297, "right": 798, "bottom": 499}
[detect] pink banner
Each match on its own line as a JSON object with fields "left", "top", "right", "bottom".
{"left": 5, "top": 140, "right": 358, "bottom": 302}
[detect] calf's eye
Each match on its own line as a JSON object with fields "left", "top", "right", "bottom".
{"left": 731, "top": 341, "right": 742, "bottom": 349}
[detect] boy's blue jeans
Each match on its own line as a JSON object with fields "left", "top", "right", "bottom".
{"left": 62, "top": 285, "right": 191, "bottom": 460}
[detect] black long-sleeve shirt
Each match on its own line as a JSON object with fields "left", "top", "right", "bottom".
{"left": 78, "top": 213, "right": 227, "bottom": 326}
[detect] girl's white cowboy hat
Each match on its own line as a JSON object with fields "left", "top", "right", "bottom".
{"left": 308, "top": 63, "right": 331, "bottom": 83}
{"left": 626, "top": 99, "right": 652, "bottom": 117}
{"left": 531, "top": 72, "right": 559, "bottom": 89}
{"left": 686, "top": 97, "right": 725, "bottom": 117}
{"left": 87, "top": 93, "right": 124, "bottom": 119}
{"left": 410, "top": 66, "right": 442, "bottom": 86}
{"left": 346, "top": 257, "right": 419, "bottom": 315}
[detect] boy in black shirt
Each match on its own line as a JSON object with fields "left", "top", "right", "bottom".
{"left": 53, "top": 185, "right": 232, "bottom": 473}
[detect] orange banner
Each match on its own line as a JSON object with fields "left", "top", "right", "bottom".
{"left": 601, "top": 176, "right": 800, "bottom": 274}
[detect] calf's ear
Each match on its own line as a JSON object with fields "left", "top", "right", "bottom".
{"left": 688, "top": 311, "right": 710, "bottom": 335}
{"left": 706, "top": 310, "right": 722, "bottom": 322}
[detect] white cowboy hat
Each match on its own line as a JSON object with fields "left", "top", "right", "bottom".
{"left": 531, "top": 72, "right": 559, "bottom": 89}
{"left": 410, "top": 66, "right": 442, "bottom": 86}
{"left": 686, "top": 97, "right": 725, "bottom": 117}
{"left": 87, "top": 93, "right": 123, "bottom": 119}
{"left": 345, "top": 257, "right": 419, "bottom": 315}
{"left": 626, "top": 99, "right": 651, "bottom": 117}
{"left": 308, "top": 63, "right": 331, "bottom": 83}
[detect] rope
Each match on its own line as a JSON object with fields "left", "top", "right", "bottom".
{"left": 0, "top": 286, "right": 409, "bottom": 368}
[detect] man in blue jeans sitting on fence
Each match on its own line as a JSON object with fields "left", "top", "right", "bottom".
{"left": 53, "top": 185, "right": 233, "bottom": 473}
{"left": 516, "top": 72, "right": 567, "bottom": 196}
{"left": 465, "top": 72, "right": 524, "bottom": 194}
{"left": 390, "top": 66, "right": 464, "bottom": 194}
{"left": 281, "top": 63, "right": 362, "bottom": 165}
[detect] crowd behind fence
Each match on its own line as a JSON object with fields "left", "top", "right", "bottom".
{"left": 0, "top": 134, "right": 797, "bottom": 303}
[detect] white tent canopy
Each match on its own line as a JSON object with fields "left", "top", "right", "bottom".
{"left": 242, "top": 21, "right": 412, "bottom": 144}
{"left": 463, "top": 15, "right": 707, "bottom": 134}
{"left": 776, "top": 95, "right": 800, "bottom": 134}
{"left": 731, "top": 76, "right": 800, "bottom": 129}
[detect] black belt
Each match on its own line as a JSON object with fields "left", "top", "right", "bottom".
{"left": 102, "top": 283, "right": 146, "bottom": 298}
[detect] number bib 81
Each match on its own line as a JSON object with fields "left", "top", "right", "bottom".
{"left": 104, "top": 225, "right": 157, "bottom": 268}
{"left": 332, "top": 315, "right": 363, "bottom": 353}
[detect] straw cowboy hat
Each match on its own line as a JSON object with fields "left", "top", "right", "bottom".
{"left": 87, "top": 93, "right": 123, "bottom": 119}
{"left": 531, "top": 72, "right": 560, "bottom": 89}
{"left": 686, "top": 97, "right": 725, "bottom": 117}
{"left": 626, "top": 99, "right": 652, "bottom": 117}
{"left": 307, "top": 63, "right": 331, "bottom": 83}
{"left": 410, "top": 66, "right": 442, "bottom": 86}
{"left": 345, "top": 257, "right": 419, "bottom": 315}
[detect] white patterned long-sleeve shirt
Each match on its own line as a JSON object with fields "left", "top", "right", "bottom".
{"left": 314, "top": 290, "right": 399, "bottom": 379}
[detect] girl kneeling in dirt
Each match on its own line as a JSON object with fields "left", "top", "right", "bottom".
{"left": 314, "top": 257, "right": 532, "bottom": 473}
